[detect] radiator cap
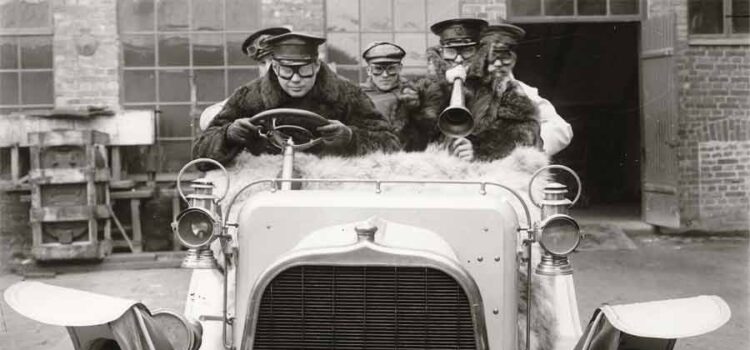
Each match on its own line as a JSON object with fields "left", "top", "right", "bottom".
{"left": 354, "top": 218, "right": 379, "bottom": 242}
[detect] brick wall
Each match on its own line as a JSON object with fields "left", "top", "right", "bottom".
{"left": 650, "top": 0, "right": 750, "bottom": 231}
{"left": 698, "top": 142, "right": 750, "bottom": 230}
{"left": 52, "top": 0, "right": 120, "bottom": 109}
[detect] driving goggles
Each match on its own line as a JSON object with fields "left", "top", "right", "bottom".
{"left": 273, "top": 62, "right": 316, "bottom": 79}
{"left": 441, "top": 45, "right": 478, "bottom": 60}
{"left": 369, "top": 64, "right": 402, "bottom": 76}
{"left": 489, "top": 50, "right": 515, "bottom": 65}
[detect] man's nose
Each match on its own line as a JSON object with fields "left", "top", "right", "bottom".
{"left": 454, "top": 55, "right": 464, "bottom": 63}
{"left": 290, "top": 73, "right": 301, "bottom": 82}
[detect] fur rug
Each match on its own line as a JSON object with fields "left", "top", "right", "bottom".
{"left": 203, "top": 145, "right": 556, "bottom": 349}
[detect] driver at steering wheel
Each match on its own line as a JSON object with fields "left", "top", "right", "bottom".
{"left": 193, "top": 32, "right": 401, "bottom": 168}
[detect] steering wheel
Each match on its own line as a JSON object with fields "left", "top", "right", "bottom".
{"left": 247, "top": 108, "right": 330, "bottom": 151}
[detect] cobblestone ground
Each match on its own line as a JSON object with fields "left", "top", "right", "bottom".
{"left": 0, "top": 233, "right": 747, "bottom": 349}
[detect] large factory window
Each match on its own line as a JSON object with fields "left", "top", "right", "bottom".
{"left": 689, "top": 0, "right": 749, "bottom": 38}
{"left": 324, "top": 0, "right": 459, "bottom": 83}
{"left": 508, "top": 0, "right": 641, "bottom": 22}
{"left": 118, "top": 0, "right": 260, "bottom": 173}
{"left": 0, "top": 0, "right": 53, "bottom": 114}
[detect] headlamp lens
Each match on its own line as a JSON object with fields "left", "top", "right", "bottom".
{"left": 176, "top": 208, "right": 216, "bottom": 248}
{"left": 539, "top": 214, "right": 581, "bottom": 256}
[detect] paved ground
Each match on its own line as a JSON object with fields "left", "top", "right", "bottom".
{"left": 0, "top": 206, "right": 747, "bottom": 349}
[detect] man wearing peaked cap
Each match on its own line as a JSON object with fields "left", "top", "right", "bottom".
{"left": 479, "top": 22, "right": 573, "bottom": 157}
{"left": 193, "top": 32, "right": 401, "bottom": 168}
{"left": 359, "top": 41, "right": 444, "bottom": 152}
{"left": 199, "top": 27, "right": 291, "bottom": 131}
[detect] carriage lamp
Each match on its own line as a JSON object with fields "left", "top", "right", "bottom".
{"left": 535, "top": 182, "right": 581, "bottom": 276}
{"left": 173, "top": 178, "right": 222, "bottom": 269}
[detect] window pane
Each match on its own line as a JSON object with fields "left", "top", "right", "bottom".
{"left": 689, "top": 0, "right": 723, "bottom": 34}
{"left": 327, "top": 0, "right": 359, "bottom": 32}
{"left": 158, "top": 140, "right": 192, "bottom": 172}
{"left": 123, "top": 70, "right": 156, "bottom": 102}
{"left": 732, "top": 0, "right": 749, "bottom": 34}
{"left": 610, "top": 0, "right": 638, "bottom": 14}
{"left": 195, "top": 69, "right": 225, "bottom": 102}
{"left": 0, "top": 37, "right": 18, "bottom": 69}
{"left": 227, "top": 33, "right": 255, "bottom": 66}
{"left": 427, "top": 0, "right": 459, "bottom": 23}
{"left": 327, "top": 33, "right": 359, "bottom": 64}
{"left": 362, "top": 0, "right": 392, "bottom": 32}
{"left": 544, "top": 0, "right": 574, "bottom": 16}
{"left": 21, "top": 71, "right": 53, "bottom": 104}
{"left": 118, "top": 0, "right": 155, "bottom": 32}
{"left": 578, "top": 0, "right": 606, "bottom": 15}
{"left": 157, "top": 0, "right": 189, "bottom": 31}
{"left": 509, "top": 0, "right": 541, "bottom": 17}
{"left": 158, "top": 69, "right": 190, "bottom": 102}
{"left": 122, "top": 35, "right": 155, "bottom": 66}
{"left": 226, "top": 0, "right": 259, "bottom": 30}
{"left": 395, "top": 0, "right": 426, "bottom": 31}
{"left": 0, "top": 1, "right": 19, "bottom": 29}
{"left": 401, "top": 66, "right": 427, "bottom": 81}
{"left": 20, "top": 36, "right": 52, "bottom": 68}
{"left": 0, "top": 73, "right": 19, "bottom": 105}
{"left": 192, "top": 0, "right": 223, "bottom": 31}
{"left": 227, "top": 68, "right": 258, "bottom": 90}
{"left": 158, "top": 105, "right": 191, "bottom": 137}
{"left": 17, "top": 0, "right": 49, "bottom": 29}
{"left": 158, "top": 34, "right": 189, "bottom": 66}
{"left": 193, "top": 33, "right": 224, "bottom": 66}
{"left": 395, "top": 33, "right": 427, "bottom": 66}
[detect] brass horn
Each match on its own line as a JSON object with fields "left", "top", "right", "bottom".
{"left": 438, "top": 78, "right": 474, "bottom": 138}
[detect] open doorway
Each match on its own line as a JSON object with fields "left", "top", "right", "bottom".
{"left": 514, "top": 22, "right": 641, "bottom": 206}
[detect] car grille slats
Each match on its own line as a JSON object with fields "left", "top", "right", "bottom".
{"left": 253, "top": 265, "right": 477, "bottom": 349}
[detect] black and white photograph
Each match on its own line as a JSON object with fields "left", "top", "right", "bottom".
{"left": 0, "top": 0, "right": 747, "bottom": 349}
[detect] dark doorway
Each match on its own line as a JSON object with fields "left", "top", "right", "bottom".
{"left": 514, "top": 22, "right": 641, "bottom": 206}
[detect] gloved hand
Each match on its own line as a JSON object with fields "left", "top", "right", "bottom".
{"left": 226, "top": 118, "right": 261, "bottom": 145}
{"left": 449, "top": 137, "right": 474, "bottom": 161}
{"left": 317, "top": 119, "right": 353, "bottom": 147}
{"left": 445, "top": 65, "right": 467, "bottom": 84}
{"left": 398, "top": 87, "right": 420, "bottom": 110}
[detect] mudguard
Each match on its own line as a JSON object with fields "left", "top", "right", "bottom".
{"left": 4, "top": 281, "right": 179, "bottom": 350}
{"left": 574, "top": 295, "right": 731, "bottom": 350}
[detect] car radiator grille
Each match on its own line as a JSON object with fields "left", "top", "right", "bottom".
{"left": 253, "top": 265, "right": 478, "bottom": 350}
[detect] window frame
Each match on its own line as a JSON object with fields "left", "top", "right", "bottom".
{"left": 507, "top": 0, "right": 644, "bottom": 23}
{"left": 0, "top": 0, "right": 55, "bottom": 113}
{"left": 118, "top": 0, "right": 262, "bottom": 173}
{"left": 688, "top": 0, "right": 750, "bottom": 45}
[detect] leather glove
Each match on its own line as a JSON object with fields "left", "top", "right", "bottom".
{"left": 449, "top": 137, "right": 474, "bottom": 161}
{"left": 445, "top": 65, "right": 467, "bottom": 83}
{"left": 226, "top": 118, "right": 261, "bottom": 145}
{"left": 398, "top": 87, "right": 420, "bottom": 110}
{"left": 317, "top": 119, "right": 353, "bottom": 147}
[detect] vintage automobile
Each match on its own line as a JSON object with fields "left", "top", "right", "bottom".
{"left": 4, "top": 108, "right": 732, "bottom": 350}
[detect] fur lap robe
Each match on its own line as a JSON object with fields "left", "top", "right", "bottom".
{"left": 204, "top": 146, "right": 557, "bottom": 350}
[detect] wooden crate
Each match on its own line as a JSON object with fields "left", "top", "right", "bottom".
{"left": 28, "top": 130, "right": 112, "bottom": 261}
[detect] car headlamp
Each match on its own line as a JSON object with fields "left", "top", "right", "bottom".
{"left": 174, "top": 207, "right": 219, "bottom": 248}
{"left": 538, "top": 214, "right": 581, "bottom": 256}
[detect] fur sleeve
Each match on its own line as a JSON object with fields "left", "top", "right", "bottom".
{"left": 330, "top": 81, "right": 402, "bottom": 156}
{"left": 191, "top": 83, "right": 274, "bottom": 170}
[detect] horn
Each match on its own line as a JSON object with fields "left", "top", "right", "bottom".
{"left": 438, "top": 78, "right": 474, "bottom": 138}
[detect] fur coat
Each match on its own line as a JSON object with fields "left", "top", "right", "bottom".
{"left": 425, "top": 46, "right": 543, "bottom": 161}
{"left": 360, "top": 77, "right": 443, "bottom": 152}
{"left": 192, "top": 63, "right": 401, "bottom": 170}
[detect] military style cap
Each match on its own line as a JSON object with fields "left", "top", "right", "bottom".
{"left": 480, "top": 22, "right": 526, "bottom": 50}
{"left": 266, "top": 32, "right": 326, "bottom": 65}
{"left": 241, "top": 27, "right": 291, "bottom": 60}
{"left": 362, "top": 41, "right": 406, "bottom": 64}
{"left": 430, "top": 18, "right": 488, "bottom": 48}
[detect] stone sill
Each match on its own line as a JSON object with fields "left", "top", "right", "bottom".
{"left": 688, "top": 37, "right": 750, "bottom": 46}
